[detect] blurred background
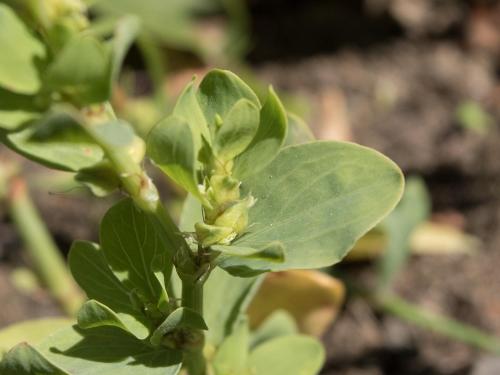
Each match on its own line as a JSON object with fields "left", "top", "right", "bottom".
{"left": 2, "top": 0, "right": 500, "bottom": 374}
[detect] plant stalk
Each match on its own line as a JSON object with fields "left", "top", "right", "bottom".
{"left": 6, "top": 176, "right": 84, "bottom": 316}
{"left": 375, "top": 293, "right": 500, "bottom": 354}
{"left": 182, "top": 278, "right": 206, "bottom": 375}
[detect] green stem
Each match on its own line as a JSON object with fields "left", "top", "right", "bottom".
{"left": 7, "top": 176, "right": 84, "bottom": 316}
{"left": 182, "top": 279, "right": 206, "bottom": 375}
{"left": 375, "top": 293, "right": 500, "bottom": 354}
{"left": 182, "top": 279, "right": 204, "bottom": 316}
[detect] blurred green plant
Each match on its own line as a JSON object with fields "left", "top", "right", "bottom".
{"left": 0, "top": 2, "right": 404, "bottom": 374}
{"left": 0, "top": 163, "right": 84, "bottom": 315}
{"left": 456, "top": 100, "right": 494, "bottom": 135}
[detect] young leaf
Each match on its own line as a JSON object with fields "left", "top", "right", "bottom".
{"left": 214, "top": 98, "right": 259, "bottom": 161}
{"left": 212, "top": 318, "right": 251, "bottom": 375}
{"left": 100, "top": 199, "right": 171, "bottom": 310}
{"left": 214, "top": 242, "right": 286, "bottom": 277}
{"left": 233, "top": 87, "right": 288, "bottom": 179}
{"left": 150, "top": 307, "right": 207, "bottom": 346}
{"left": 77, "top": 300, "right": 132, "bottom": 334}
{"left": 197, "top": 69, "right": 260, "bottom": 127}
{"left": 69, "top": 241, "right": 151, "bottom": 339}
{"left": 234, "top": 141, "right": 404, "bottom": 272}
{"left": 174, "top": 80, "right": 210, "bottom": 147}
{"left": 37, "top": 326, "right": 182, "bottom": 375}
{"left": 248, "top": 335, "right": 324, "bottom": 375}
{"left": 0, "top": 343, "right": 67, "bottom": 375}
{"left": 147, "top": 115, "right": 202, "bottom": 199}
{"left": 45, "top": 35, "right": 111, "bottom": 105}
{"left": 5, "top": 113, "right": 103, "bottom": 171}
{"left": 0, "top": 4, "right": 45, "bottom": 94}
{"left": 74, "top": 161, "right": 121, "bottom": 197}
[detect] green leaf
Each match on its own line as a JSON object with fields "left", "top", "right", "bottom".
{"left": 46, "top": 35, "right": 111, "bottom": 105}
{"left": 100, "top": 199, "right": 171, "bottom": 310}
{"left": 212, "top": 243, "right": 282, "bottom": 258}
{"left": 284, "top": 113, "right": 315, "bottom": 146}
{"left": 0, "top": 343, "right": 67, "bottom": 375}
{"left": 74, "top": 161, "right": 121, "bottom": 197}
{"left": 212, "top": 318, "right": 250, "bottom": 375}
{"left": 110, "top": 16, "right": 140, "bottom": 84}
{"left": 174, "top": 80, "right": 210, "bottom": 147}
{"left": 248, "top": 335, "right": 324, "bottom": 375}
{"left": 150, "top": 307, "right": 207, "bottom": 346}
{"left": 69, "top": 241, "right": 151, "bottom": 339}
{"left": 214, "top": 242, "right": 286, "bottom": 277}
{"left": 250, "top": 311, "right": 298, "bottom": 349}
{"left": 178, "top": 195, "right": 262, "bottom": 346}
{"left": 37, "top": 326, "right": 182, "bottom": 375}
{"left": 377, "top": 176, "right": 430, "bottom": 290}
{"left": 234, "top": 141, "right": 404, "bottom": 271}
{"left": 0, "top": 318, "right": 72, "bottom": 355}
{"left": 147, "top": 115, "right": 202, "bottom": 199}
{"left": 197, "top": 69, "right": 260, "bottom": 127}
{"left": 0, "top": 88, "right": 42, "bottom": 130}
{"left": 5, "top": 113, "right": 103, "bottom": 171}
{"left": 77, "top": 300, "right": 133, "bottom": 334}
{"left": 0, "top": 4, "right": 45, "bottom": 94}
{"left": 234, "top": 87, "right": 288, "bottom": 179}
{"left": 214, "top": 99, "right": 259, "bottom": 161}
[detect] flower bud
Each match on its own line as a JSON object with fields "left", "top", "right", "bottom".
{"left": 128, "top": 136, "right": 146, "bottom": 164}
{"left": 214, "top": 195, "right": 255, "bottom": 235}
{"left": 195, "top": 222, "right": 235, "bottom": 247}
{"left": 207, "top": 175, "right": 240, "bottom": 206}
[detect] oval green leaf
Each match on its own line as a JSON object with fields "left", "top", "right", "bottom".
{"left": 5, "top": 113, "right": 103, "bottom": 171}
{"left": 197, "top": 69, "right": 260, "bottom": 128}
{"left": 100, "top": 199, "right": 171, "bottom": 310}
{"left": 147, "top": 115, "right": 202, "bottom": 199}
{"left": 214, "top": 98, "right": 259, "bottom": 161}
{"left": 37, "top": 326, "right": 182, "bottom": 375}
{"left": 234, "top": 87, "right": 288, "bottom": 179}
{"left": 174, "top": 80, "right": 210, "bottom": 147}
{"left": 69, "top": 241, "right": 151, "bottom": 339}
{"left": 235, "top": 141, "right": 404, "bottom": 271}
